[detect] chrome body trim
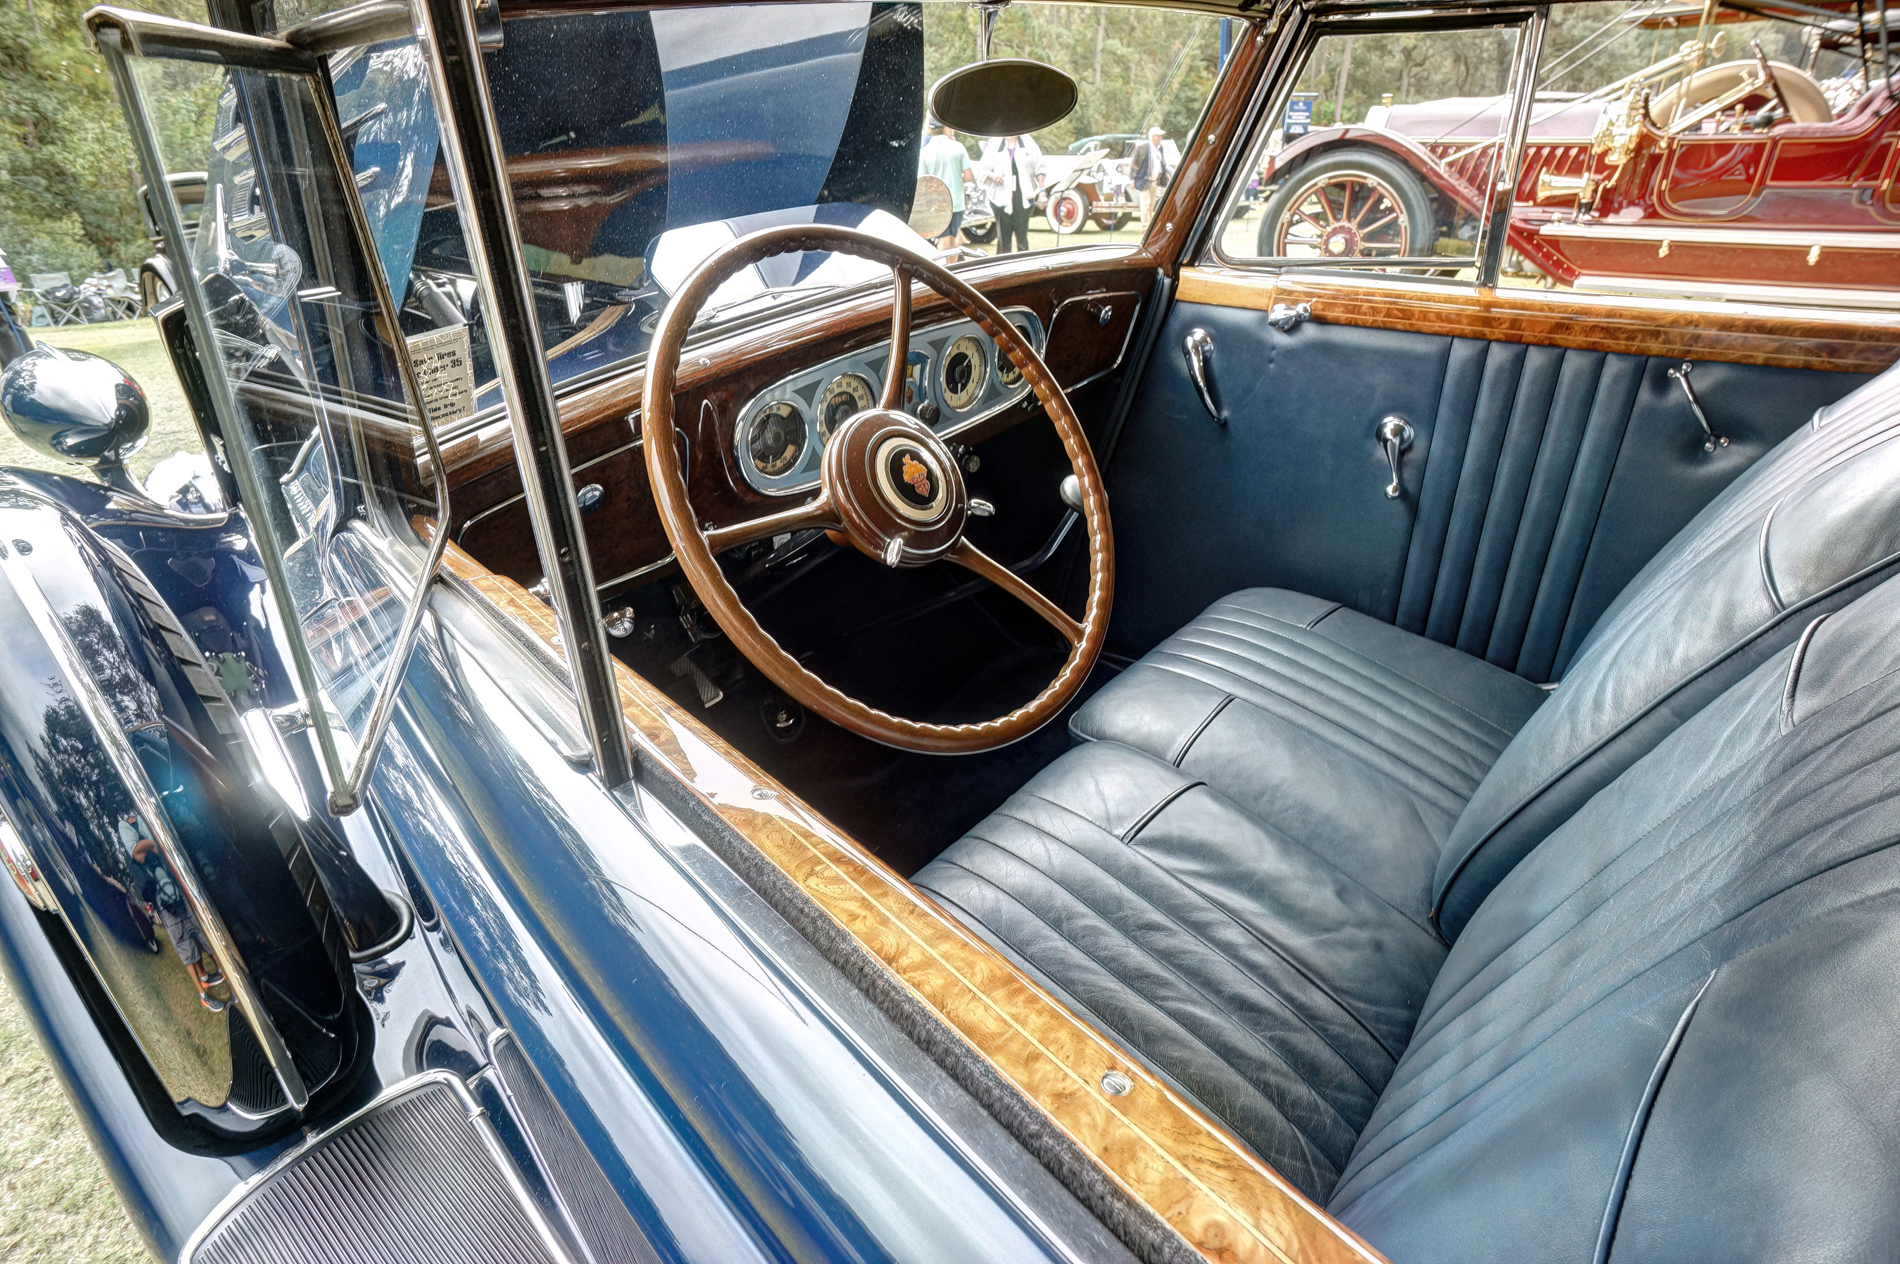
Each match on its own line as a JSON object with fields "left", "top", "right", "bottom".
{"left": 179, "top": 1071, "right": 578, "bottom": 1264}
{"left": 732, "top": 307, "right": 1045, "bottom": 497}
{"left": 1545, "top": 223, "right": 1900, "bottom": 250}
{"left": 1571, "top": 272, "right": 1900, "bottom": 310}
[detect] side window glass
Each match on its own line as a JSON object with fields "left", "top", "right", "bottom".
{"left": 1218, "top": 25, "right": 1524, "bottom": 274}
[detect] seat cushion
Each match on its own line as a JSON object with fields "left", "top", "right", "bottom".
{"left": 914, "top": 741, "right": 1448, "bottom": 1201}
{"left": 1071, "top": 588, "right": 1546, "bottom": 921}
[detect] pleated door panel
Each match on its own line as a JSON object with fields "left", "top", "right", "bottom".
{"left": 1108, "top": 304, "right": 1870, "bottom": 678}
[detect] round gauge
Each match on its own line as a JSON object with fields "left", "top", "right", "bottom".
{"left": 746, "top": 400, "right": 807, "bottom": 478}
{"left": 818, "top": 372, "right": 875, "bottom": 438}
{"left": 995, "top": 329, "right": 1028, "bottom": 388}
{"left": 941, "top": 334, "right": 988, "bottom": 412}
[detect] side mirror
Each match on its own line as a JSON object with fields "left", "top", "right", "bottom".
{"left": 0, "top": 345, "right": 150, "bottom": 495}
{"left": 928, "top": 59, "right": 1079, "bottom": 138}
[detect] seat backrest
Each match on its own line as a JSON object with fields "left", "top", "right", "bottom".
{"left": 1333, "top": 569, "right": 1900, "bottom": 1263}
{"left": 28, "top": 272, "right": 70, "bottom": 292}
{"left": 1431, "top": 361, "right": 1900, "bottom": 937}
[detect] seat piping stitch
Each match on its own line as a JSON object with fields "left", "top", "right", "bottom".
{"left": 993, "top": 799, "right": 1403, "bottom": 1082}
{"left": 933, "top": 838, "right": 1379, "bottom": 1136}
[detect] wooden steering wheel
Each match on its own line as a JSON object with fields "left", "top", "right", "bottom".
{"left": 640, "top": 224, "right": 1112, "bottom": 754}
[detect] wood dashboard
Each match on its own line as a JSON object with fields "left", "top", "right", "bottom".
{"left": 445, "top": 255, "right": 1151, "bottom": 592}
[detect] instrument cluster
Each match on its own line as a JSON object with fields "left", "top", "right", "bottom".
{"left": 732, "top": 307, "right": 1045, "bottom": 496}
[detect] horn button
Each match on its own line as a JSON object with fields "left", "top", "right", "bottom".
{"left": 822, "top": 410, "right": 967, "bottom": 567}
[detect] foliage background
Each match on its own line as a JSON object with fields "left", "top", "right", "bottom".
{"left": 923, "top": 3, "right": 1226, "bottom": 153}
{"left": 0, "top": 0, "right": 211, "bottom": 281}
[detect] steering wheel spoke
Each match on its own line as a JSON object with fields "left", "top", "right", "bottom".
{"left": 879, "top": 266, "right": 912, "bottom": 411}
{"left": 705, "top": 492, "right": 836, "bottom": 553}
{"left": 946, "top": 538, "right": 1083, "bottom": 645}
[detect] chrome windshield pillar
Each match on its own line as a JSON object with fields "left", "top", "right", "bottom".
{"left": 411, "top": 0, "right": 634, "bottom": 789}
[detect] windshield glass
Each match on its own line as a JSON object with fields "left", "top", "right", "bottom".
{"left": 316, "top": 2, "right": 1223, "bottom": 419}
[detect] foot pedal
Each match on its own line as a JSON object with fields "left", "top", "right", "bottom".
{"left": 669, "top": 654, "right": 724, "bottom": 708}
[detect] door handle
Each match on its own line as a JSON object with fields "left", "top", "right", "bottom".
{"left": 1377, "top": 415, "right": 1414, "bottom": 499}
{"left": 1182, "top": 328, "right": 1222, "bottom": 424}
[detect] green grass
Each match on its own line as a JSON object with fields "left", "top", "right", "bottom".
{"left": 2, "top": 319, "right": 203, "bottom": 485}
{"left": 0, "top": 972, "right": 150, "bottom": 1262}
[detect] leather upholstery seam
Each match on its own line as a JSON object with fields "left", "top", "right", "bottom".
{"left": 1781, "top": 613, "right": 1831, "bottom": 733}
{"left": 915, "top": 859, "right": 1356, "bottom": 1168}
{"left": 986, "top": 798, "right": 1408, "bottom": 1081}
{"left": 1433, "top": 554, "right": 1900, "bottom": 931}
{"left": 1416, "top": 711, "right": 1900, "bottom": 1089}
{"left": 1170, "top": 695, "right": 1233, "bottom": 767}
{"left": 1146, "top": 648, "right": 1491, "bottom": 808}
{"left": 1157, "top": 628, "right": 1513, "bottom": 759}
{"left": 935, "top": 835, "right": 1382, "bottom": 1136}
{"left": 1120, "top": 781, "right": 1209, "bottom": 842}
{"left": 1591, "top": 970, "right": 1716, "bottom": 1264}
{"left": 1190, "top": 610, "right": 1525, "bottom": 741}
{"left": 1303, "top": 604, "right": 1343, "bottom": 630}
{"left": 1757, "top": 498, "right": 1785, "bottom": 612}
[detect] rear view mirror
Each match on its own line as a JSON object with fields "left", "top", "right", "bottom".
{"left": 928, "top": 59, "right": 1078, "bottom": 138}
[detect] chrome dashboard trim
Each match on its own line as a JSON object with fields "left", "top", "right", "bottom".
{"left": 731, "top": 306, "right": 1045, "bottom": 497}
{"left": 1048, "top": 292, "right": 1144, "bottom": 395}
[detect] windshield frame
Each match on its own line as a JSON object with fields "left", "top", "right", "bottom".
{"left": 91, "top": 6, "right": 453, "bottom": 816}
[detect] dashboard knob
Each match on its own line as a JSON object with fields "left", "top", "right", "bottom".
{"left": 916, "top": 401, "right": 941, "bottom": 424}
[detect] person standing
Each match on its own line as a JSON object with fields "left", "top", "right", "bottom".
{"left": 1130, "top": 126, "right": 1170, "bottom": 227}
{"left": 979, "top": 134, "right": 1043, "bottom": 254}
{"left": 117, "top": 810, "right": 226, "bottom": 1012}
{"left": 917, "top": 120, "right": 974, "bottom": 251}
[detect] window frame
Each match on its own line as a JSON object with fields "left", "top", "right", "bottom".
{"left": 1201, "top": 4, "right": 1551, "bottom": 289}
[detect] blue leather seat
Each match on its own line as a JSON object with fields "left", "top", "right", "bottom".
{"left": 915, "top": 363, "right": 1900, "bottom": 1235}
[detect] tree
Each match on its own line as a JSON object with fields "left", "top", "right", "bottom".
{"left": 0, "top": 0, "right": 209, "bottom": 277}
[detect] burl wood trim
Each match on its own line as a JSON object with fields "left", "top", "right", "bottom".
{"left": 437, "top": 540, "right": 1388, "bottom": 1264}
{"left": 1178, "top": 268, "right": 1900, "bottom": 374}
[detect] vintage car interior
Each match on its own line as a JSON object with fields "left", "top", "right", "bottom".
{"left": 28, "top": 0, "right": 1900, "bottom": 1259}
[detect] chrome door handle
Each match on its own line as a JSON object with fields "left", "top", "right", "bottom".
{"left": 1182, "top": 328, "right": 1222, "bottom": 424}
{"left": 1377, "top": 415, "right": 1414, "bottom": 499}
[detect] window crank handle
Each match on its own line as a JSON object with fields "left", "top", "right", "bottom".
{"left": 1377, "top": 416, "right": 1414, "bottom": 500}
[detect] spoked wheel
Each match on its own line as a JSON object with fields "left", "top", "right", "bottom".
{"left": 1047, "top": 189, "right": 1089, "bottom": 235}
{"left": 1257, "top": 148, "right": 1435, "bottom": 261}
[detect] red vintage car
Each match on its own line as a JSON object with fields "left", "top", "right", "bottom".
{"left": 1255, "top": 2, "right": 1899, "bottom": 306}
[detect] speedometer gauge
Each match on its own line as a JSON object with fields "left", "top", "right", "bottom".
{"left": 747, "top": 400, "right": 807, "bottom": 477}
{"left": 818, "top": 372, "right": 875, "bottom": 439}
{"left": 941, "top": 334, "right": 988, "bottom": 411}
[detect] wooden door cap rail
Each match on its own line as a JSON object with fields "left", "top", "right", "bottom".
{"left": 1179, "top": 266, "right": 1900, "bottom": 375}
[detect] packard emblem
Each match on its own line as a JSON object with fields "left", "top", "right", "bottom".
{"left": 902, "top": 454, "right": 932, "bottom": 498}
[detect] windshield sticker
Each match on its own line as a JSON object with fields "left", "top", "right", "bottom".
{"left": 406, "top": 324, "right": 475, "bottom": 428}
